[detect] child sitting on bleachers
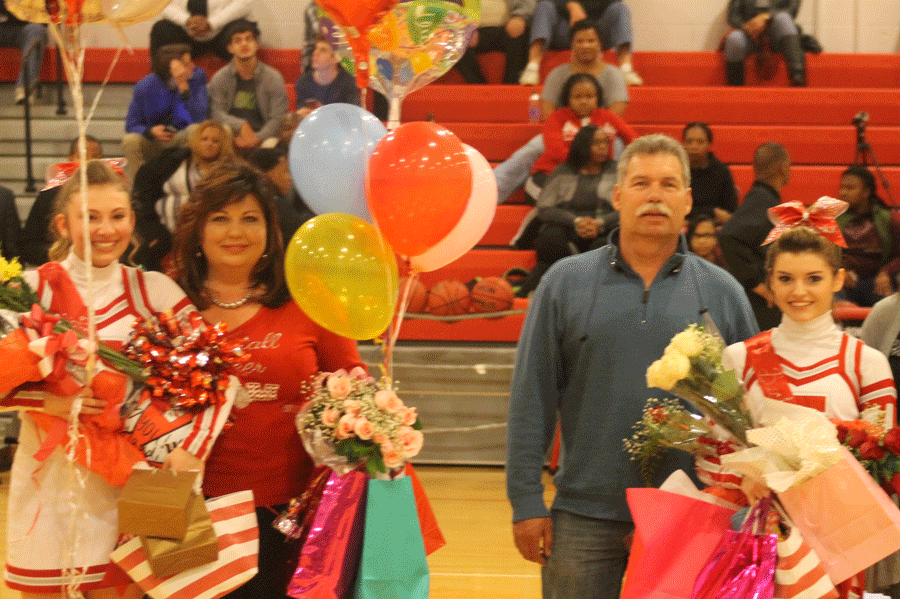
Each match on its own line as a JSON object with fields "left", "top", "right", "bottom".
{"left": 524, "top": 72, "right": 635, "bottom": 203}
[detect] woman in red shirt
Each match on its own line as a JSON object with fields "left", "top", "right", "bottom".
{"left": 172, "top": 163, "right": 365, "bottom": 599}
{"left": 524, "top": 72, "right": 636, "bottom": 203}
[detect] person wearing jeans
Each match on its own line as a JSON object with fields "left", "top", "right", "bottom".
{"left": 506, "top": 135, "right": 758, "bottom": 599}
{"left": 519, "top": 0, "right": 641, "bottom": 86}
{"left": 723, "top": 0, "right": 805, "bottom": 86}
{"left": 0, "top": 4, "right": 47, "bottom": 104}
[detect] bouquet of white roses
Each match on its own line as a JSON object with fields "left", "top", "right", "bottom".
{"left": 297, "top": 367, "right": 424, "bottom": 476}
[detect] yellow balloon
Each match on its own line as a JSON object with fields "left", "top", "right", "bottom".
{"left": 285, "top": 213, "right": 399, "bottom": 340}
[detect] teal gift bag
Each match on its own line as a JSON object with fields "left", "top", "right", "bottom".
{"left": 353, "top": 477, "right": 429, "bottom": 599}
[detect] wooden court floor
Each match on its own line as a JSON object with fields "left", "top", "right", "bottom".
{"left": 0, "top": 466, "right": 553, "bottom": 599}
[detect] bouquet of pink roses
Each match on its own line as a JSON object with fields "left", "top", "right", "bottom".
{"left": 297, "top": 367, "right": 424, "bottom": 476}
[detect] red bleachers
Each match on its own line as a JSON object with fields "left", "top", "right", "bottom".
{"left": 6, "top": 46, "right": 894, "bottom": 341}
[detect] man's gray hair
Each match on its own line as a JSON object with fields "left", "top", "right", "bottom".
{"left": 616, "top": 134, "right": 691, "bottom": 188}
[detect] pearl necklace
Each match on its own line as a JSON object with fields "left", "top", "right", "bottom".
{"left": 209, "top": 291, "right": 253, "bottom": 309}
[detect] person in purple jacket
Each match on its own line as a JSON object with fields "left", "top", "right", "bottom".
{"left": 122, "top": 43, "right": 210, "bottom": 179}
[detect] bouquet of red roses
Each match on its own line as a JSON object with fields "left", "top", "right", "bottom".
{"left": 832, "top": 417, "right": 900, "bottom": 496}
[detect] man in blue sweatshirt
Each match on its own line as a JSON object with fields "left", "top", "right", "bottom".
{"left": 506, "top": 134, "right": 758, "bottom": 599}
{"left": 122, "top": 43, "right": 210, "bottom": 179}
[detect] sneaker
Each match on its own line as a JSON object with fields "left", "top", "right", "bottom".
{"left": 621, "top": 66, "right": 644, "bottom": 86}
{"left": 518, "top": 62, "right": 540, "bottom": 86}
{"left": 14, "top": 86, "right": 25, "bottom": 105}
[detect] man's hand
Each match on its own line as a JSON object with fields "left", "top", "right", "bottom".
{"left": 513, "top": 517, "right": 554, "bottom": 565}
{"left": 234, "top": 121, "right": 260, "bottom": 149}
{"left": 506, "top": 16, "right": 527, "bottom": 38}
{"left": 743, "top": 13, "right": 770, "bottom": 38}
{"left": 44, "top": 390, "right": 106, "bottom": 419}
{"left": 163, "top": 447, "right": 204, "bottom": 476}
{"left": 186, "top": 15, "right": 211, "bottom": 38}
{"left": 468, "top": 30, "right": 479, "bottom": 47}
{"left": 752, "top": 282, "right": 774, "bottom": 308}
{"left": 150, "top": 124, "right": 175, "bottom": 142}
{"left": 875, "top": 270, "right": 893, "bottom": 297}
{"left": 574, "top": 216, "right": 600, "bottom": 239}
{"left": 566, "top": 1, "right": 587, "bottom": 26}
{"left": 844, "top": 269, "right": 859, "bottom": 290}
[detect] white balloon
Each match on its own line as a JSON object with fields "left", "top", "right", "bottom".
{"left": 410, "top": 144, "right": 497, "bottom": 272}
{"left": 102, "top": 0, "right": 170, "bottom": 25}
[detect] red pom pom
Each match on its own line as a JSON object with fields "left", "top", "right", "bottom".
{"left": 469, "top": 276, "right": 515, "bottom": 313}
{"left": 400, "top": 277, "right": 429, "bottom": 314}
{"left": 427, "top": 280, "right": 471, "bottom": 316}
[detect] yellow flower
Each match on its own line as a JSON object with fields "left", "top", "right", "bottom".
{"left": 646, "top": 353, "right": 690, "bottom": 390}
{"left": 668, "top": 329, "right": 704, "bottom": 357}
{"left": 0, "top": 256, "right": 22, "bottom": 283}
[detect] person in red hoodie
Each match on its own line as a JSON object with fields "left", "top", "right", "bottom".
{"left": 524, "top": 72, "right": 636, "bottom": 204}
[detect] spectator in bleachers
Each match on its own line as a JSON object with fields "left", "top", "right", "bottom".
{"left": 209, "top": 19, "right": 288, "bottom": 154}
{"left": 724, "top": 0, "right": 806, "bottom": 87}
{"left": 294, "top": 37, "right": 359, "bottom": 119}
{"left": 0, "top": 184, "right": 19, "bottom": 261}
{"left": 132, "top": 119, "right": 236, "bottom": 272}
{"left": 0, "top": 4, "right": 46, "bottom": 104}
{"left": 122, "top": 43, "right": 210, "bottom": 180}
{"left": 495, "top": 20, "right": 628, "bottom": 203}
{"left": 836, "top": 164, "right": 900, "bottom": 307}
{"left": 525, "top": 72, "right": 635, "bottom": 203}
{"left": 687, "top": 214, "right": 728, "bottom": 269}
{"left": 718, "top": 141, "right": 791, "bottom": 330}
{"left": 248, "top": 147, "right": 314, "bottom": 245}
{"left": 20, "top": 135, "right": 103, "bottom": 266}
{"left": 519, "top": 0, "right": 642, "bottom": 86}
{"left": 682, "top": 122, "right": 739, "bottom": 224}
{"left": 300, "top": 1, "right": 388, "bottom": 121}
{"left": 456, "top": 0, "right": 533, "bottom": 84}
{"left": 514, "top": 125, "right": 617, "bottom": 296}
{"left": 150, "top": 0, "right": 251, "bottom": 61}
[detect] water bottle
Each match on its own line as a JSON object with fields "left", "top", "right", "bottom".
{"left": 528, "top": 93, "right": 541, "bottom": 123}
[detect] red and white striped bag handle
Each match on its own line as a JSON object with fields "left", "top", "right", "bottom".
{"left": 110, "top": 490, "right": 258, "bottom": 599}
{"left": 774, "top": 526, "right": 838, "bottom": 599}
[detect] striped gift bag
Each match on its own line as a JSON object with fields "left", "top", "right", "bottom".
{"left": 775, "top": 527, "right": 838, "bottom": 599}
{"left": 110, "top": 490, "right": 258, "bottom": 599}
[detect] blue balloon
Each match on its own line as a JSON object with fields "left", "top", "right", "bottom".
{"left": 289, "top": 103, "right": 388, "bottom": 221}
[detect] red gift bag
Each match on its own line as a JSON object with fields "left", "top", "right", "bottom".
{"left": 621, "top": 488, "right": 736, "bottom": 599}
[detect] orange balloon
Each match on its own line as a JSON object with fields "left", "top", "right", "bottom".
{"left": 366, "top": 122, "right": 472, "bottom": 257}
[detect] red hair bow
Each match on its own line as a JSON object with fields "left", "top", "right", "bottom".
{"left": 762, "top": 196, "right": 848, "bottom": 247}
{"left": 42, "top": 158, "right": 127, "bottom": 191}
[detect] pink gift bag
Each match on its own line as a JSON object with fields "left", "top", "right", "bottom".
{"left": 621, "top": 488, "right": 736, "bottom": 599}
{"left": 778, "top": 446, "right": 900, "bottom": 586}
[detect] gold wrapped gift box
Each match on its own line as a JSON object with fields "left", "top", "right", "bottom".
{"left": 141, "top": 495, "right": 220, "bottom": 578}
{"left": 118, "top": 469, "right": 200, "bottom": 540}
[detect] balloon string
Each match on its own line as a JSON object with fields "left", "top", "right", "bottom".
{"left": 46, "top": 20, "right": 97, "bottom": 599}
{"left": 384, "top": 267, "right": 418, "bottom": 387}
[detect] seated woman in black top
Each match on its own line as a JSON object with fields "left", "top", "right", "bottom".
{"left": 516, "top": 125, "right": 618, "bottom": 298}
{"left": 682, "top": 122, "right": 738, "bottom": 225}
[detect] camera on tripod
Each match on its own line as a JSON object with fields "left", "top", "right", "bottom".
{"left": 853, "top": 111, "right": 869, "bottom": 130}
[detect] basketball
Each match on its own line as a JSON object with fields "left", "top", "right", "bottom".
{"left": 470, "top": 276, "right": 515, "bottom": 313}
{"left": 400, "top": 277, "right": 429, "bottom": 314}
{"left": 427, "top": 280, "right": 471, "bottom": 316}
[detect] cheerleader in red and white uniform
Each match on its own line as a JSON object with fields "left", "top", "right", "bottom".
{"left": 4, "top": 160, "right": 230, "bottom": 599}
{"left": 725, "top": 198, "right": 897, "bottom": 599}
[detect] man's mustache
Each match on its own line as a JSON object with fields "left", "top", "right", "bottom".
{"left": 636, "top": 202, "right": 673, "bottom": 217}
